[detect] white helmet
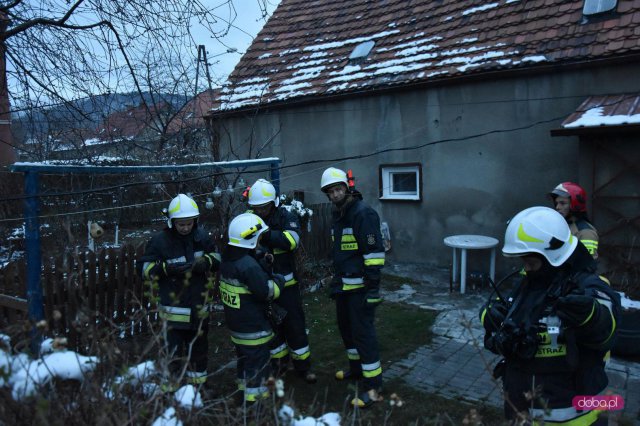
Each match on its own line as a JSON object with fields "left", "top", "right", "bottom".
{"left": 248, "top": 178, "right": 279, "bottom": 207}
{"left": 320, "top": 167, "right": 348, "bottom": 192}
{"left": 228, "top": 213, "right": 269, "bottom": 249}
{"left": 167, "top": 194, "right": 200, "bottom": 228}
{"left": 502, "top": 206, "right": 578, "bottom": 266}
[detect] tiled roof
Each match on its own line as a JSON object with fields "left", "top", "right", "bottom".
{"left": 167, "top": 89, "right": 221, "bottom": 133}
{"left": 95, "top": 102, "right": 169, "bottom": 140}
{"left": 561, "top": 93, "right": 640, "bottom": 128}
{"left": 216, "top": 0, "right": 640, "bottom": 113}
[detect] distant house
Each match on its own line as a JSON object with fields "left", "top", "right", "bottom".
{"left": 20, "top": 90, "right": 221, "bottom": 165}
{"left": 18, "top": 102, "right": 173, "bottom": 164}
{"left": 166, "top": 89, "right": 221, "bottom": 161}
{"left": 205, "top": 0, "right": 640, "bottom": 271}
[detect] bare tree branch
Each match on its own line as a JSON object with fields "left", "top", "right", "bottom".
{"left": 2, "top": 0, "right": 87, "bottom": 40}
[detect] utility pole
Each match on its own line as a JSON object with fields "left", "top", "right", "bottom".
{"left": 195, "top": 45, "right": 219, "bottom": 161}
{"left": 195, "top": 45, "right": 213, "bottom": 93}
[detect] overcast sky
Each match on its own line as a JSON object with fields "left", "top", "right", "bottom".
{"left": 5, "top": 1, "right": 282, "bottom": 109}
{"left": 192, "top": 0, "right": 281, "bottom": 85}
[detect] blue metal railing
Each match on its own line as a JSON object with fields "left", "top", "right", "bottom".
{"left": 10, "top": 158, "right": 281, "bottom": 352}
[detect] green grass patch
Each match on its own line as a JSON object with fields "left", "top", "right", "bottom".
{"left": 206, "top": 292, "right": 507, "bottom": 423}
{"left": 302, "top": 293, "right": 436, "bottom": 371}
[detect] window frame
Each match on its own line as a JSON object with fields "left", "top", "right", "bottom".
{"left": 378, "top": 163, "right": 422, "bottom": 202}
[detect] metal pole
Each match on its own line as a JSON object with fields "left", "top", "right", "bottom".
{"left": 24, "top": 171, "right": 43, "bottom": 354}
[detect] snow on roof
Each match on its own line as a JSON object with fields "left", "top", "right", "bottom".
{"left": 213, "top": 0, "right": 640, "bottom": 114}
{"left": 561, "top": 93, "right": 640, "bottom": 129}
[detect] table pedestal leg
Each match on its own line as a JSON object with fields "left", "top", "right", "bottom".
{"left": 490, "top": 248, "right": 496, "bottom": 285}
{"left": 460, "top": 248, "right": 467, "bottom": 294}
{"left": 452, "top": 248, "right": 458, "bottom": 285}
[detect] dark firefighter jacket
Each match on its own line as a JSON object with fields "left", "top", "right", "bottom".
{"left": 140, "top": 226, "right": 218, "bottom": 329}
{"left": 258, "top": 206, "right": 301, "bottom": 287}
{"left": 331, "top": 197, "right": 385, "bottom": 292}
{"left": 219, "top": 247, "right": 282, "bottom": 346}
{"left": 480, "top": 243, "right": 620, "bottom": 417}
{"left": 570, "top": 217, "right": 599, "bottom": 259}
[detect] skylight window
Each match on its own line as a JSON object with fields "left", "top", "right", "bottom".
{"left": 583, "top": 0, "right": 617, "bottom": 16}
{"left": 349, "top": 40, "right": 375, "bottom": 63}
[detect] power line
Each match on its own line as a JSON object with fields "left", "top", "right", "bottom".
{"left": 2, "top": 92, "right": 633, "bottom": 223}
{"left": 0, "top": 111, "right": 564, "bottom": 223}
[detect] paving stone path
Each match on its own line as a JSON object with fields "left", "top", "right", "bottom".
{"left": 382, "top": 263, "right": 640, "bottom": 423}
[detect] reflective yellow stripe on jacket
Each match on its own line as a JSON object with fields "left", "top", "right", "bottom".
{"left": 340, "top": 228, "right": 358, "bottom": 251}
{"left": 159, "top": 305, "right": 191, "bottom": 323}
{"left": 363, "top": 251, "right": 385, "bottom": 266}
{"left": 219, "top": 279, "right": 251, "bottom": 309}
{"left": 581, "top": 239, "right": 598, "bottom": 256}
{"left": 283, "top": 272, "right": 297, "bottom": 287}
{"left": 274, "top": 230, "right": 300, "bottom": 254}
{"left": 342, "top": 277, "right": 365, "bottom": 291}
{"left": 230, "top": 330, "right": 274, "bottom": 346}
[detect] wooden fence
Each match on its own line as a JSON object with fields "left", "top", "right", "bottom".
{"left": 0, "top": 203, "right": 335, "bottom": 349}
{"left": 298, "top": 203, "right": 333, "bottom": 260}
{"left": 0, "top": 244, "right": 154, "bottom": 350}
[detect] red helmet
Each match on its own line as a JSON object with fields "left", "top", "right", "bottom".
{"left": 549, "top": 182, "right": 587, "bottom": 213}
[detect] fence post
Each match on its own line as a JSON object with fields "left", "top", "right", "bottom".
{"left": 43, "top": 260, "right": 53, "bottom": 326}
{"left": 24, "top": 171, "right": 43, "bottom": 354}
{"left": 88, "top": 251, "right": 97, "bottom": 326}
{"left": 116, "top": 247, "right": 126, "bottom": 325}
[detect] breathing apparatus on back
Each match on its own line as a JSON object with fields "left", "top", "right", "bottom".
{"left": 346, "top": 169, "right": 363, "bottom": 200}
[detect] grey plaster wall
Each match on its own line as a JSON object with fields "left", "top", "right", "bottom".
{"left": 212, "top": 62, "right": 640, "bottom": 276}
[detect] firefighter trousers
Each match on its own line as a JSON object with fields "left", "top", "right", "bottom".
{"left": 166, "top": 324, "right": 209, "bottom": 385}
{"left": 336, "top": 291, "right": 382, "bottom": 391}
{"left": 269, "top": 284, "right": 312, "bottom": 374}
{"left": 235, "top": 341, "right": 271, "bottom": 402}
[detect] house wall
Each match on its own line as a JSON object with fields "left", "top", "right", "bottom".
{"left": 212, "top": 62, "right": 640, "bottom": 275}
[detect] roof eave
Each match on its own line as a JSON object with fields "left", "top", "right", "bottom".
{"left": 206, "top": 53, "right": 640, "bottom": 121}
{"left": 551, "top": 123, "right": 640, "bottom": 137}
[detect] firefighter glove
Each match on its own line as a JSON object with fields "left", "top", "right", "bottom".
{"left": 166, "top": 262, "right": 192, "bottom": 277}
{"left": 191, "top": 253, "right": 220, "bottom": 275}
{"left": 482, "top": 300, "right": 508, "bottom": 332}
{"left": 191, "top": 257, "right": 209, "bottom": 275}
{"left": 555, "top": 292, "right": 596, "bottom": 327}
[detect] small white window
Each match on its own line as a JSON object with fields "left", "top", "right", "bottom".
{"left": 379, "top": 164, "right": 421, "bottom": 201}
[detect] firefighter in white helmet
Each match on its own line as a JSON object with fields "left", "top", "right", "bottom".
{"left": 480, "top": 206, "right": 620, "bottom": 424}
{"left": 247, "top": 178, "right": 317, "bottom": 384}
{"left": 321, "top": 167, "right": 386, "bottom": 408}
{"left": 219, "top": 212, "right": 285, "bottom": 404}
{"left": 140, "top": 194, "right": 221, "bottom": 389}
